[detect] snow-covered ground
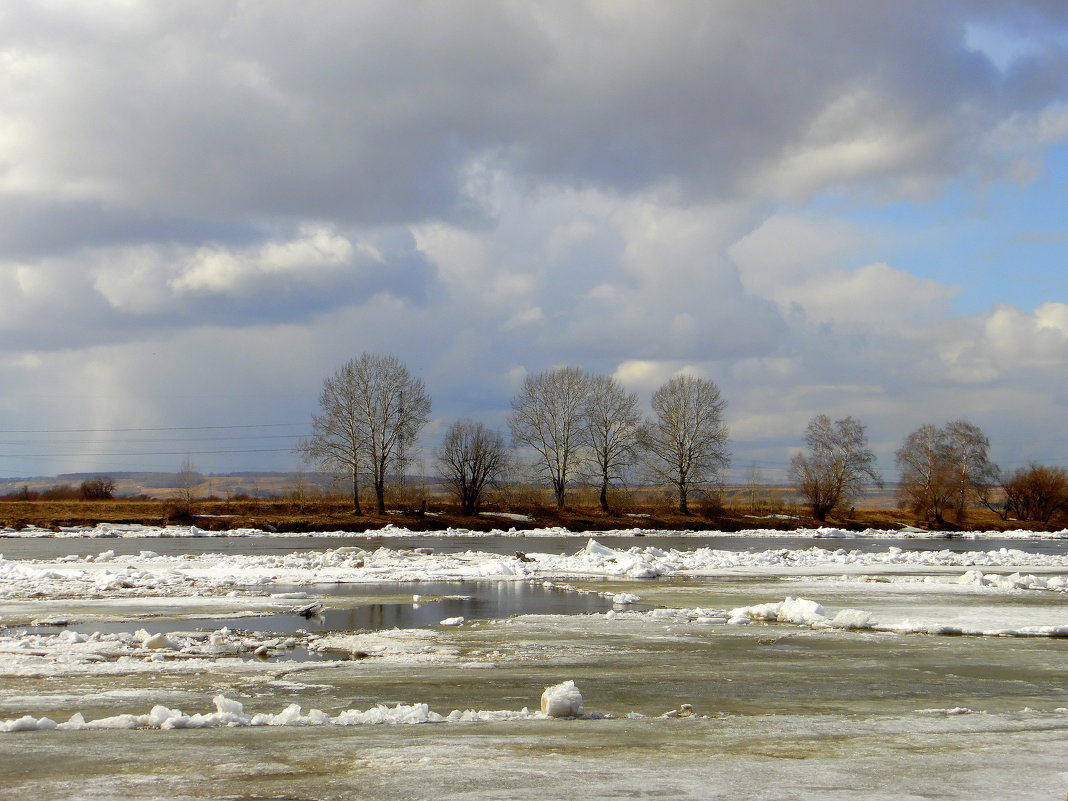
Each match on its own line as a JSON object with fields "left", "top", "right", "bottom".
{"left": 1, "top": 528, "right": 1067, "bottom": 799}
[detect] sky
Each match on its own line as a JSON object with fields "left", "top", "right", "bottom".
{"left": 1, "top": 0, "right": 1067, "bottom": 483}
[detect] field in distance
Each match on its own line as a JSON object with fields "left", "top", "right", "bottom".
{"left": 0, "top": 474, "right": 1046, "bottom": 534}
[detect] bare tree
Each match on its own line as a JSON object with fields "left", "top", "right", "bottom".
{"left": 944, "top": 420, "right": 999, "bottom": 523}
{"left": 896, "top": 424, "right": 954, "bottom": 523}
{"left": 897, "top": 420, "right": 997, "bottom": 525}
{"left": 582, "top": 374, "right": 640, "bottom": 514}
{"left": 509, "top": 366, "right": 590, "bottom": 508}
{"left": 639, "top": 374, "right": 729, "bottom": 515}
{"left": 300, "top": 353, "right": 431, "bottom": 515}
{"left": 300, "top": 361, "right": 367, "bottom": 514}
{"left": 790, "top": 415, "right": 879, "bottom": 523}
{"left": 175, "top": 456, "right": 200, "bottom": 514}
{"left": 1002, "top": 464, "right": 1068, "bottom": 524}
{"left": 437, "top": 419, "right": 509, "bottom": 515}
{"left": 740, "top": 463, "right": 762, "bottom": 512}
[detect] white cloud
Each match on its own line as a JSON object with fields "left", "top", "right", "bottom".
{"left": 91, "top": 246, "right": 172, "bottom": 313}
{"left": 170, "top": 226, "right": 355, "bottom": 296}
{"left": 501, "top": 307, "right": 544, "bottom": 330}
{"left": 732, "top": 214, "right": 957, "bottom": 325}
{"left": 982, "top": 302, "right": 1068, "bottom": 367}
{"left": 754, "top": 90, "right": 944, "bottom": 201}
{"left": 731, "top": 213, "right": 871, "bottom": 293}
{"left": 786, "top": 261, "right": 957, "bottom": 325}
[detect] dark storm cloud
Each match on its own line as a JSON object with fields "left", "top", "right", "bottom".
{"left": 2, "top": 1, "right": 1065, "bottom": 233}
{"left": 0, "top": 198, "right": 263, "bottom": 258}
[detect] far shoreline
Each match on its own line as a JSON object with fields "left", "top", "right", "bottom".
{"left": 0, "top": 498, "right": 1061, "bottom": 537}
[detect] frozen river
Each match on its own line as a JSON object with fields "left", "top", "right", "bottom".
{"left": 1, "top": 525, "right": 1067, "bottom": 799}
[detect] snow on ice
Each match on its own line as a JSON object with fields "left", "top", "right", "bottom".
{"left": 4, "top": 535, "right": 1068, "bottom": 604}
{"left": 0, "top": 686, "right": 611, "bottom": 733}
{"left": 1, "top": 532, "right": 1068, "bottom": 686}
{"left": 0, "top": 694, "right": 550, "bottom": 733}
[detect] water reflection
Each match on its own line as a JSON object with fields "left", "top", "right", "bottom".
{"left": 30, "top": 580, "right": 614, "bottom": 636}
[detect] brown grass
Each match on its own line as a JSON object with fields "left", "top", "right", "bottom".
{"left": 0, "top": 495, "right": 1057, "bottom": 534}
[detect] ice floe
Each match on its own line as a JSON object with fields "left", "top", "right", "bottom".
{"left": 0, "top": 689, "right": 610, "bottom": 733}
{"left": 721, "top": 595, "right": 1068, "bottom": 638}
{"left": 3, "top": 536, "right": 1068, "bottom": 604}
{"left": 21, "top": 536, "right": 1068, "bottom": 585}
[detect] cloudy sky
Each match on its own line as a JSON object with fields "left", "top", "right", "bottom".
{"left": 1, "top": 0, "right": 1067, "bottom": 482}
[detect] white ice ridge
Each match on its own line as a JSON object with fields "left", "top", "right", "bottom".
{"left": 5, "top": 538, "right": 1068, "bottom": 601}
{"left": 0, "top": 693, "right": 605, "bottom": 733}
{"left": 723, "top": 596, "right": 1068, "bottom": 638}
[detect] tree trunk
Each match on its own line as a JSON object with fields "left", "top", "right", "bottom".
{"left": 599, "top": 481, "right": 610, "bottom": 514}
{"left": 678, "top": 485, "right": 689, "bottom": 515}
{"left": 461, "top": 486, "right": 476, "bottom": 516}
{"left": 351, "top": 466, "right": 362, "bottom": 515}
{"left": 375, "top": 480, "right": 386, "bottom": 515}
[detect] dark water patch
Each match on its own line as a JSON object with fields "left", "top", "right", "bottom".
{"left": 25, "top": 580, "right": 614, "bottom": 637}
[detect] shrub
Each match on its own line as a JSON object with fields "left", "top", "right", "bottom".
{"left": 80, "top": 477, "right": 116, "bottom": 501}
{"left": 1003, "top": 465, "right": 1068, "bottom": 524}
{"left": 39, "top": 484, "right": 80, "bottom": 501}
{"left": 699, "top": 493, "right": 726, "bottom": 520}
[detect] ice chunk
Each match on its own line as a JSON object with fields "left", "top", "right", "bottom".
{"left": 729, "top": 597, "right": 828, "bottom": 626}
{"left": 582, "top": 539, "right": 617, "bottom": 557}
{"left": 214, "top": 696, "right": 245, "bottom": 716}
{"left": 2, "top": 715, "right": 58, "bottom": 732}
{"left": 831, "top": 609, "right": 875, "bottom": 629}
{"left": 439, "top": 617, "right": 464, "bottom": 626}
{"left": 540, "top": 680, "right": 584, "bottom": 718}
{"left": 778, "top": 597, "right": 828, "bottom": 624}
{"left": 142, "top": 632, "right": 177, "bottom": 650}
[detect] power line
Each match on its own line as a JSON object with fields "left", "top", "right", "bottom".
{"left": 0, "top": 434, "right": 309, "bottom": 446}
{"left": 0, "top": 448, "right": 298, "bottom": 459}
{"left": 0, "top": 423, "right": 305, "bottom": 434}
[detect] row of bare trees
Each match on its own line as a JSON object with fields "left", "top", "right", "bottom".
{"left": 791, "top": 414, "right": 1068, "bottom": 525}
{"left": 508, "top": 368, "right": 729, "bottom": 514}
{"left": 301, "top": 355, "right": 1065, "bottom": 524}
{"left": 301, "top": 356, "right": 730, "bottom": 516}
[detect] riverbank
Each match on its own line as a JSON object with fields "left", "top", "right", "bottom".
{"left": 0, "top": 497, "right": 1055, "bottom": 535}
